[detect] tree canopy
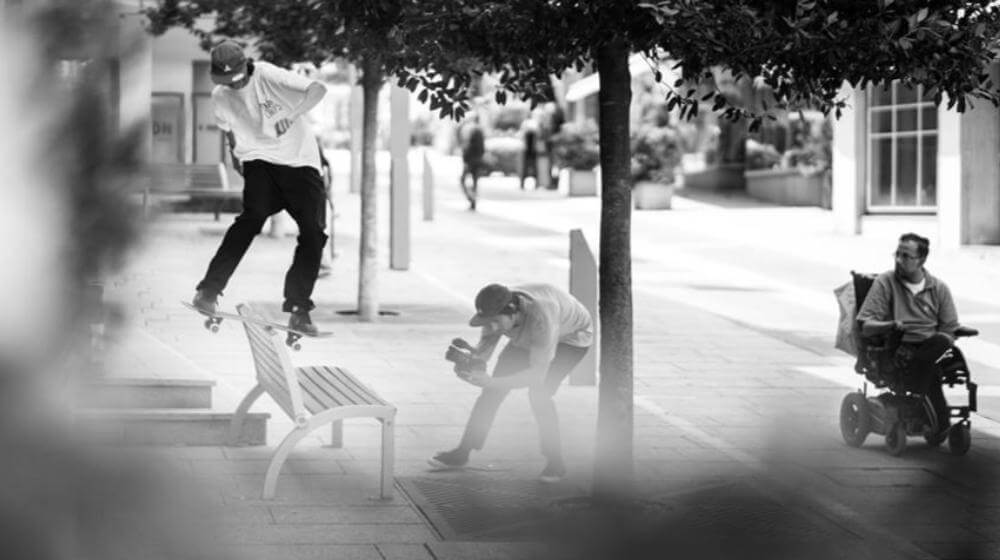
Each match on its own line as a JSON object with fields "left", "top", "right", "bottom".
{"left": 403, "top": 1, "right": 1000, "bottom": 126}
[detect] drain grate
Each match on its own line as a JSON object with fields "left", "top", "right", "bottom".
{"left": 401, "top": 476, "right": 859, "bottom": 553}
{"left": 398, "top": 475, "right": 585, "bottom": 541}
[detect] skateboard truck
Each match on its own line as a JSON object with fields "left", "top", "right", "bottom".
{"left": 261, "top": 325, "right": 306, "bottom": 351}
{"left": 203, "top": 316, "right": 222, "bottom": 333}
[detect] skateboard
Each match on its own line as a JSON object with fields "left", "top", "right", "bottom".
{"left": 181, "top": 301, "right": 332, "bottom": 350}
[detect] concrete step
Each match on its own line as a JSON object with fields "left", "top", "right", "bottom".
{"left": 77, "top": 377, "right": 214, "bottom": 409}
{"left": 74, "top": 409, "right": 269, "bottom": 446}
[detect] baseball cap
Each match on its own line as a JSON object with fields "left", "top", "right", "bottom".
{"left": 469, "top": 283, "right": 513, "bottom": 327}
{"left": 210, "top": 40, "right": 247, "bottom": 85}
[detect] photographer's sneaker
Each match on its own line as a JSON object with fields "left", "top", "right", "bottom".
{"left": 191, "top": 290, "right": 218, "bottom": 315}
{"left": 539, "top": 459, "right": 566, "bottom": 483}
{"left": 288, "top": 308, "right": 319, "bottom": 336}
{"left": 428, "top": 448, "right": 470, "bottom": 469}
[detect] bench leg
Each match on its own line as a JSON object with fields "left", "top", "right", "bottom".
{"left": 263, "top": 427, "right": 310, "bottom": 500}
{"left": 330, "top": 420, "right": 343, "bottom": 448}
{"left": 379, "top": 416, "right": 395, "bottom": 500}
{"left": 228, "top": 384, "right": 265, "bottom": 445}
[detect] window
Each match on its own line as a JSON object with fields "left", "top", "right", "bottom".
{"left": 866, "top": 83, "right": 937, "bottom": 212}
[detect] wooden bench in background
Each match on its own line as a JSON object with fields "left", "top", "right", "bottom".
{"left": 228, "top": 303, "right": 396, "bottom": 500}
{"left": 137, "top": 163, "right": 242, "bottom": 221}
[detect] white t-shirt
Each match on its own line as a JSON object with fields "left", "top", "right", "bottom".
{"left": 506, "top": 283, "right": 595, "bottom": 351}
{"left": 903, "top": 278, "right": 926, "bottom": 295}
{"left": 212, "top": 61, "right": 321, "bottom": 172}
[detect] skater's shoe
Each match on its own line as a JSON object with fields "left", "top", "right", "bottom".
{"left": 539, "top": 459, "right": 566, "bottom": 483}
{"left": 428, "top": 448, "right": 470, "bottom": 469}
{"left": 288, "top": 308, "right": 319, "bottom": 336}
{"left": 192, "top": 290, "right": 218, "bottom": 315}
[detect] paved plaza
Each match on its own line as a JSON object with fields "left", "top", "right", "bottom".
{"left": 90, "top": 154, "right": 1000, "bottom": 559}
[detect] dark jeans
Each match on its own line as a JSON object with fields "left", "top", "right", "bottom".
{"left": 197, "top": 160, "right": 327, "bottom": 312}
{"left": 460, "top": 158, "right": 482, "bottom": 207}
{"left": 458, "top": 342, "right": 589, "bottom": 462}
{"left": 896, "top": 333, "right": 954, "bottom": 430}
{"left": 520, "top": 155, "right": 537, "bottom": 189}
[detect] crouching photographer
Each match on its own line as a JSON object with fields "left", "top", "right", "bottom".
{"left": 430, "top": 283, "right": 594, "bottom": 483}
{"left": 445, "top": 338, "right": 487, "bottom": 378}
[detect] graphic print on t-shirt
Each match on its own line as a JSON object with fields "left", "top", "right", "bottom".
{"left": 260, "top": 98, "right": 283, "bottom": 119}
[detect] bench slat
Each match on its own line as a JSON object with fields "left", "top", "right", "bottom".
{"left": 319, "top": 365, "right": 385, "bottom": 406}
{"left": 299, "top": 366, "right": 364, "bottom": 408}
{"left": 324, "top": 365, "right": 387, "bottom": 406}
{"left": 250, "top": 340, "right": 292, "bottom": 393}
{"left": 294, "top": 368, "right": 341, "bottom": 413}
{"left": 259, "top": 376, "right": 295, "bottom": 418}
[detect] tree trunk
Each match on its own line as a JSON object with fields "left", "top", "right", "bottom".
{"left": 592, "top": 39, "right": 633, "bottom": 502}
{"left": 358, "top": 58, "right": 383, "bottom": 322}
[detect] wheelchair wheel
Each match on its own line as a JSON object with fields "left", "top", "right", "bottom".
{"left": 840, "top": 393, "right": 871, "bottom": 447}
{"left": 948, "top": 423, "right": 971, "bottom": 456}
{"left": 885, "top": 422, "right": 907, "bottom": 456}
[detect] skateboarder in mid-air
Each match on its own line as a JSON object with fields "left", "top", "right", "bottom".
{"left": 191, "top": 41, "right": 328, "bottom": 335}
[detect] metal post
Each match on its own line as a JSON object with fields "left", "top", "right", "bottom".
{"left": 569, "top": 228, "right": 597, "bottom": 386}
{"left": 422, "top": 149, "right": 434, "bottom": 221}
{"left": 389, "top": 85, "right": 410, "bottom": 270}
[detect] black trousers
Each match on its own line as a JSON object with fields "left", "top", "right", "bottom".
{"left": 897, "top": 333, "right": 953, "bottom": 429}
{"left": 197, "top": 160, "right": 327, "bottom": 312}
{"left": 460, "top": 158, "right": 482, "bottom": 205}
{"left": 458, "top": 342, "right": 588, "bottom": 462}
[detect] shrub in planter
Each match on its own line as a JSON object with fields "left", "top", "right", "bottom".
{"left": 631, "top": 125, "right": 682, "bottom": 209}
{"left": 492, "top": 105, "right": 530, "bottom": 132}
{"left": 745, "top": 138, "right": 782, "bottom": 170}
{"left": 630, "top": 125, "right": 682, "bottom": 185}
{"left": 551, "top": 120, "right": 600, "bottom": 171}
{"left": 482, "top": 135, "right": 523, "bottom": 176}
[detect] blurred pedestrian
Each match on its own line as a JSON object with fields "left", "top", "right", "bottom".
{"left": 459, "top": 115, "right": 485, "bottom": 211}
{"left": 520, "top": 118, "right": 539, "bottom": 190}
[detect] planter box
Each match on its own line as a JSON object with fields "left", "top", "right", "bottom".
{"left": 633, "top": 181, "right": 674, "bottom": 210}
{"left": 565, "top": 168, "right": 598, "bottom": 197}
{"left": 682, "top": 163, "right": 746, "bottom": 191}
{"left": 744, "top": 168, "right": 827, "bottom": 207}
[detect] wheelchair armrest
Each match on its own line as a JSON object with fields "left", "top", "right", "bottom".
{"left": 955, "top": 325, "right": 979, "bottom": 338}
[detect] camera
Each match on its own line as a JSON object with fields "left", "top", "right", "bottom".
{"left": 445, "top": 338, "right": 486, "bottom": 376}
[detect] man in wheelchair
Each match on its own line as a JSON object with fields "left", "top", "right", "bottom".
{"left": 853, "top": 233, "right": 978, "bottom": 452}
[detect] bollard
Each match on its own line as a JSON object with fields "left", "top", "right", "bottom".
{"left": 422, "top": 149, "right": 434, "bottom": 221}
{"left": 568, "top": 229, "right": 597, "bottom": 386}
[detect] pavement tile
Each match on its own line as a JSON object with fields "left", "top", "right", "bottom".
{"left": 375, "top": 544, "right": 435, "bottom": 560}
{"left": 269, "top": 505, "right": 423, "bottom": 524}
{"left": 92, "top": 170, "right": 1000, "bottom": 558}
{"left": 222, "top": 544, "right": 382, "bottom": 560}
{"left": 221, "top": 524, "right": 435, "bottom": 545}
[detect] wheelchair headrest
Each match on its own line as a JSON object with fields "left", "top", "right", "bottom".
{"left": 850, "top": 271, "right": 877, "bottom": 314}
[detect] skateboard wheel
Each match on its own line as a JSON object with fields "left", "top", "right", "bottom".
{"left": 210, "top": 324, "right": 219, "bottom": 333}
{"left": 293, "top": 343, "right": 301, "bottom": 351}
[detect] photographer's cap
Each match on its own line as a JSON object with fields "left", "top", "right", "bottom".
{"left": 469, "top": 283, "right": 513, "bottom": 327}
{"left": 210, "top": 40, "right": 247, "bottom": 85}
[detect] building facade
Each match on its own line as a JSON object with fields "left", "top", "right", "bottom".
{"left": 831, "top": 67, "right": 1000, "bottom": 249}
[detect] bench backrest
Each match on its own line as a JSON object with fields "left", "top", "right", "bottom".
{"left": 236, "top": 303, "right": 304, "bottom": 420}
{"left": 143, "top": 163, "right": 234, "bottom": 193}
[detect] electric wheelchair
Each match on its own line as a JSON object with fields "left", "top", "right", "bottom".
{"left": 839, "top": 271, "right": 979, "bottom": 456}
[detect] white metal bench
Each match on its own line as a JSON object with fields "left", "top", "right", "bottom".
{"left": 228, "top": 303, "right": 396, "bottom": 500}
